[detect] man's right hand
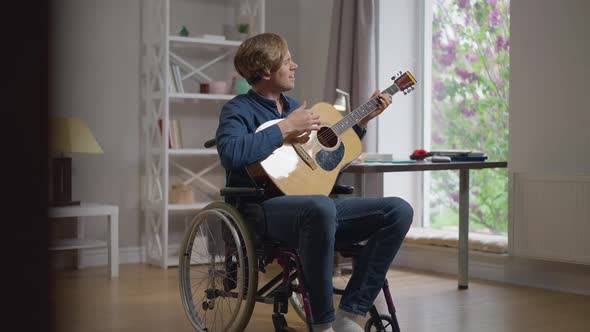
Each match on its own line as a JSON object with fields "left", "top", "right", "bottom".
{"left": 277, "top": 101, "right": 321, "bottom": 139}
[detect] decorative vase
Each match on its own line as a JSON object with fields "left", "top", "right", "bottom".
{"left": 235, "top": 79, "right": 251, "bottom": 94}
{"left": 179, "top": 25, "right": 189, "bottom": 37}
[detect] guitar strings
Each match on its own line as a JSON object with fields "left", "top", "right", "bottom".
{"left": 312, "top": 96, "right": 382, "bottom": 143}
{"left": 309, "top": 84, "right": 400, "bottom": 144}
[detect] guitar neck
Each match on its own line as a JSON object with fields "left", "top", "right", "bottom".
{"left": 331, "top": 84, "right": 400, "bottom": 136}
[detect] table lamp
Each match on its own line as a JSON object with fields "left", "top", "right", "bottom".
{"left": 333, "top": 88, "right": 351, "bottom": 113}
{"left": 49, "top": 117, "right": 103, "bottom": 206}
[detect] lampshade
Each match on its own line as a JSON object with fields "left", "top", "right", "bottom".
{"left": 333, "top": 94, "right": 347, "bottom": 111}
{"left": 333, "top": 88, "right": 350, "bottom": 113}
{"left": 50, "top": 117, "right": 103, "bottom": 154}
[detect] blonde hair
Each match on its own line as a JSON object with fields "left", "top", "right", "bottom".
{"left": 234, "top": 33, "right": 289, "bottom": 85}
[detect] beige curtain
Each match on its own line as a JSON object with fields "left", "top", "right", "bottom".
{"left": 325, "top": 0, "right": 378, "bottom": 153}
{"left": 326, "top": 0, "right": 383, "bottom": 197}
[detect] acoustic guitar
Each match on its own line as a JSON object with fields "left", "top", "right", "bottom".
{"left": 247, "top": 71, "right": 417, "bottom": 196}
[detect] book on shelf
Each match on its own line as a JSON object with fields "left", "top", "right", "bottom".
{"left": 449, "top": 155, "right": 488, "bottom": 162}
{"left": 431, "top": 149, "right": 485, "bottom": 157}
{"left": 170, "top": 119, "right": 183, "bottom": 149}
{"left": 157, "top": 119, "right": 172, "bottom": 148}
{"left": 360, "top": 152, "right": 394, "bottom": 162}
{"left": 157, "top": 119, "right": 183, "bottom": 149}
{"left": 172, "top": 63, "right": 184, "bottom": 93}
{"left": 429, "top": 149, "right": 487, "bottom": 161}
{"left": 168, "top": 63, "right": 178, "bottom": 93}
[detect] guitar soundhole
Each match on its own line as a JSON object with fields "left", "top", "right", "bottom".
{"left": 317, "top": 127, "right": 338, "bottom": 148}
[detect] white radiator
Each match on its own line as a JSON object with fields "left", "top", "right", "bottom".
{"left": 510, "top": 173, "right": 590, "bottom": 265}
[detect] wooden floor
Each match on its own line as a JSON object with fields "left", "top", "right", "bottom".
{"left": 51, "top": 263, "right": 590, "bottom": 332}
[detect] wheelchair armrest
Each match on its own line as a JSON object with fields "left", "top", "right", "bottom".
{"left": 220, "top": 187, "right": 266, "bottom": 198}
{"left": 204, "top": 138, "right": 216, "bottom": 148}
{"left": 330, "top": 185, "right": 354, "bottom": 195}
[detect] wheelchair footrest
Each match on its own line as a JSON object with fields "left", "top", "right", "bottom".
{"left": 272, "top": 313, "right": 297, "bottom": 332}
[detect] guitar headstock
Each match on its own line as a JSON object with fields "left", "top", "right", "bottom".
{"left": 392, "top": 71, "right": 417, "bottom": 95}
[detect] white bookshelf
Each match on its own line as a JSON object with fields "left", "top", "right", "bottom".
{"left": 141, "top": 0, "right": 265, "bottom": 268}
{"left": 169, "top": 92, "right": 236, "bottom": 100}
{"left": 168, "top": 202, "right": 210, "bottom": 211}
{"left": 49, "top": 239, "right": 107, "bottom": 251}
{"left": 168, "top": 148, "right": 218, "bottom": 156}
{"left": 169, "top": 35, "right": 242, "bottom": 47}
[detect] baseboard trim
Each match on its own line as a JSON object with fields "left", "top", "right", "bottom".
{"left": 394, "top": 243, "right": 590, "bottom": 295}
{"left": 78, "top": 246, "right": 146, "bottom": 267}
{"left": 71, "top": 243, "right": 590, "bottom": 295}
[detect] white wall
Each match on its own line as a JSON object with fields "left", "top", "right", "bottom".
{"left": 377, "top": 0, "right": 422, "bottom": 220}
{"left": 266, "top": 0, "right": 334, "bottom": 104}
{"left": 509, "top": 0, "right": 590, "bottom": 174}
{"left": 51, "top": 0, "right": 142, "bottom": 249}
{"left": 507, "top": 0, "right": 590, "bottom": 267}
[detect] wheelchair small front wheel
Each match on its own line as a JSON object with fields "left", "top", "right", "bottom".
{"left": 364, "top": 314, "right": 399, "bottom": 332}
{"left": 179, "top": 202, "right": 258, "bottom": 332}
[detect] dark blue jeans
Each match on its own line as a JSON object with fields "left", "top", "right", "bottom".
{"left": 261, "top": 195, "right": 413, "bottom": 324}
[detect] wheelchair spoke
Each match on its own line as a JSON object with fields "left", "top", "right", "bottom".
{"left": 190, "top": 277, "right": 209, "bottom": 300}
{"left": 179, "top": 204, "right": 257, "bottom": 332}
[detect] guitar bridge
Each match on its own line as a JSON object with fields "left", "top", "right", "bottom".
{"left": 292, "top": 143, "right": 317, "bottom": 170}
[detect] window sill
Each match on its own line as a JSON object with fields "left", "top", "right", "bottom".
{"left": 404, "top": 227, "right": 508, "bottom": 254}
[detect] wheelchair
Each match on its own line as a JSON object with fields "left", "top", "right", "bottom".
{"left": 178, "top": 140, "right": 401, "bottom": 332}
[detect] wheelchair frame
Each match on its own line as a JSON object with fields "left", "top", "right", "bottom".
{"left": 178, "top": 138, "right": 400, "bottom": 331}
{"left": 178, "top": 186, "right": 401, "bottom": 332}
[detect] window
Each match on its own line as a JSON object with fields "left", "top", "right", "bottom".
{"left": 377, "top": 0, "right": 510, "bottom": 236}
{"left": 428, "top": 0, "right": 510, "bottom": 235}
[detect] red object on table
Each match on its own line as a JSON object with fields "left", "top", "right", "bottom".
{"left": 410, "top": 149, "right": 432, "bottom": 160}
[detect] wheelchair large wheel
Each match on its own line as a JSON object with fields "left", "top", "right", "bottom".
{"left": 179, "top": 202, "right": 258, "bottom": 332}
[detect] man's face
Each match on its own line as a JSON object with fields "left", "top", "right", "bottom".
{"left": 269, "top": 50, "right": 297, "bottom": 92}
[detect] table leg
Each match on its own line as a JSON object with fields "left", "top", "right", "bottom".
{"left": 109, "top": 212, "right": 119, "bottom": 278}
{"left": 77, "top": 217, "right": 85, "bottom": 270}
{"left": 458, "top": 169, "right": 469, "bottom": 289}
{"left": 354, "top": 173, "right": 366, "bottom": 198}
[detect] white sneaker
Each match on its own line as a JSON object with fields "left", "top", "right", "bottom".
{"left": 312, "top": 322, "right": 334, "bottom": 332}
{"left": 332, "top": 309, "right": 364, "bottom": 332}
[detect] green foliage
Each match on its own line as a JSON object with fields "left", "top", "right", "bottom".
{"left": 430, "top": 0, "right": 510, "bottom": 234}
{"left": 238, "top": 23, "right": 249, "bottom": 34}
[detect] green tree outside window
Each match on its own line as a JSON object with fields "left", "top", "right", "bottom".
{"left": 430, "top": 0, "right": 510, "bottom": 235}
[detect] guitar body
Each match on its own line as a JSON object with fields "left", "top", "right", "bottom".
{"left": 246, "top": 71, "right": 417, "bottom": 196}
{"left": 247, "top": 102, "right": 362, "bottom": 196}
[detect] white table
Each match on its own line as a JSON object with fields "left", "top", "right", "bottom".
{"left": 48, "top": 203, "right": 119, "bottom": 278}
{"left": 345, "top": 160, "right": 508, "bottom": 289}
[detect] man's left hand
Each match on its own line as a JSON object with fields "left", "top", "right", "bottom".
{"left": 358, "top": 89, "right": 392, "bottom": 129}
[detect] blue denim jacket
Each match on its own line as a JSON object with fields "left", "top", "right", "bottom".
{"left": 215, "top": 89, "right": 366, "bottom": 187}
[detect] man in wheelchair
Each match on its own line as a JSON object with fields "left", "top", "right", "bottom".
{"left": 213, "top": 33, "right": 413, "bottom": 332}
